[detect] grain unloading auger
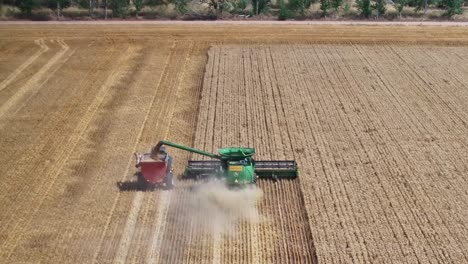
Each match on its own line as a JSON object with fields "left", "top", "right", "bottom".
{"left": 134, "top": 140, "right": 298, "bottom": 188}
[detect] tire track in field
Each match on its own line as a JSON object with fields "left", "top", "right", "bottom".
{"left": 0, "top": 43, "right": 115, "bottom": 213}
{"left": 0, "top": 39, "right": 48, "bottom": 92}
{"left": 0, "top": 45, "right": 138, "bottom": 261}
{"left": 124, "top": 43, "right": 203, "bottom": 264}
{"left": 38, "top": 43, "right": 164, "bottom": 263}
{"left": 161, "top": 42, "right": 211, "bottom": 264}
{"left": 8, "top": 40, "right": 77, "bottom": 119}
{"left": 89, "top": 41, "right": 175, "bottom": 264}
{"left": 144, "top": 191, "right": 172, "bottom": 264}
{"left": 90, "top": 42, "right": 175, "bottom": 263}
{"left": 0, "top": 39, "right": 73, "bottom": 119}
{"left": 145, "top": 42, "right": 194, "bottom": 264}
{"left": 111, "top": 45, "right": 179, "bottom": 262}
{"left": 112, "top": 42, "right": 193, "bottom": 264}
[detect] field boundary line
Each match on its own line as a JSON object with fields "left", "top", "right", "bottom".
{"left": 0, "top": 39, "right": 69, "bottom": 119}
{"left": 91, "top": 41, "right": 176, "bottom": 264}
{"left": 1, "top": 21, "right": 468, "bottom": 26}
{"left": 1, "top": 45, "right": 137, "bottom": 260}
{"left": 145, "top": 41, "right": 194, "bottom": 264}
{"left": 0, "top": 38, "right": 48, "bottom": 92}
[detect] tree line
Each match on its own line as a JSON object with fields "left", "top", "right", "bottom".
{"left": 279, "top": 0, "right": 464, "bottom": 19}
{"left": 3, "top": 0, "right": 465, "bottom": 19}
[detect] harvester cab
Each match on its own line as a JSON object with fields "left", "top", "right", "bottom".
{"left": 134, "top": 140, "right": 298, "bottom": 188}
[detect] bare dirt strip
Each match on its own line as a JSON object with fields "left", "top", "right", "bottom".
{"left": 1, "top": 25, "right": 468, "bottom": 263}
{"left": 2, "top": 21, "right": 468, "bottom": 26}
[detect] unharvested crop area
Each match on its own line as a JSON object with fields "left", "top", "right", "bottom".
{"left": 198, "top": 44, "right": 468, "bottom": 263}
{"left": 1, "top": 24, "right": 468, "bottom": 263}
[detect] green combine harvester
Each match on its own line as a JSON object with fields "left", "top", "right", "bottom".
{"left": 134, "top": 140, "right": 298, "bottom": 188}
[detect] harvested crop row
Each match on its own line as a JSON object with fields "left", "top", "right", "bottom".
{"left": 98, "top": 41, "right": 196, "bottom": 264}
{"left": 0, "top": 40, "right": 146, "bottom": 263}
{"left": 0, "top": 40, "right": 123, "bottom": 261}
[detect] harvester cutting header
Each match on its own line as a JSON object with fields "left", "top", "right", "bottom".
{"left": 134, "top": 140, "right": 298, "bottom": 189}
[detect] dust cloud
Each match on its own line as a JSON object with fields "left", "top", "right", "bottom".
{"left": 183, "top": 180, "right": 263, "bottom": 236}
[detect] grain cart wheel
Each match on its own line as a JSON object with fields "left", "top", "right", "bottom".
{"left": 165, "top": 172, "right": 174, "bottom": 190}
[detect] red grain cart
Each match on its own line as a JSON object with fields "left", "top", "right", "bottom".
{"left": 134, "top": 153, "right": 174, "bottom": 189}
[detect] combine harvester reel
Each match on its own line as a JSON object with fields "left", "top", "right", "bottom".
{"left": 134, "top": 140, "right": 298, "bottom": 190}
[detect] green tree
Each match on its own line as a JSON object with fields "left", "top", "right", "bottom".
{"left": 356, "top": 0, "right": 371, "bottom": 17}
{"left": 330, "top": 0, "right": 343, "bottom": 15}
{"left": 78, "top": 0, "right": 89, "bottom": 8}
{"left": 89, "top": 0, "right": 95, "bottom": 15}
{"left": 319, "top": 0, "right": 329, "bottom": 15}
{"left": 208, "top": 0, "right": 232, "bottom": 15}
{"left": 278, "top": 0, "right": 292, "bottom": 19}
{"left": 442, "top": 0, "right": 463, "bottom": 16}
{"left": 251, "top": 0, "right": 270, "bottom": 15}
{"left": 230, "top": 0, "right": 249, "bottom": 15}
{"left": 110, "top": 0, "right": 128, "bottom": 17}
{"left": 288, "top": 0, "right": 312, "bottom": 16}
{"left": 16, "top": 0, "right": 40, "bottom": 16}
{"left": 372, "top": 0, "right": 386, "bottom": 18}
{"left": 146, "top": 0, "right": 166, "bottom": 5}
{"left": 410, "top": 0, "right": 426, "bottom": 12}
{"left": 45, "top": 0, "right": 70, "bottom": 17}
{"left": 134, "top": 0, "right": 144, "bottom": 14}
{"left": 394, "top": 0, "right": 407, "bottom": 18}
{"left": 173, "top": 0, "right": 188, "bottom": 14}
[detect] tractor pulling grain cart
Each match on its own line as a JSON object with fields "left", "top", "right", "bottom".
{"left": 134, "top": 140, "right": 298, "bottom": 189}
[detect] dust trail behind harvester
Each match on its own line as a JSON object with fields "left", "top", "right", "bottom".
{"left": 188, "top": 180, "right": 264, "bottom": 236}
{"left": 155, "top": 180, "right": 264, "bottom": 263}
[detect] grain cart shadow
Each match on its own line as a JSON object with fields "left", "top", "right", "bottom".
{"left": 117, "top": 172, "right": 169, "bottom": 192}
